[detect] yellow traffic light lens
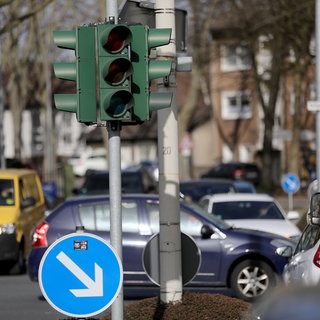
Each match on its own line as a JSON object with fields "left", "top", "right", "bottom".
{"left": 103, "top": 58, "right": 132, "bottom": 85}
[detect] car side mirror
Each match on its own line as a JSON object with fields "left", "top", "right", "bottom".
{"left": 201, "top": 224, "right": 214, "bottom": 239}
{"left": 310, "top": 192, "right": 320, "bottom": 225}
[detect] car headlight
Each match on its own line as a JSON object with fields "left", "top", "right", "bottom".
{"left": 0, "top": 223, "right": 16, "bottom": 235}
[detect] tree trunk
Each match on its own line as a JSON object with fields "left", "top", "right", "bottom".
{"left": 288, "top": 71, "right": 302, "bottom": 175}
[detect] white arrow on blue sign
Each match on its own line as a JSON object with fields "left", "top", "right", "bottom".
{"left": 39, "top": 232, "right": 123, "bottom": 318}
{"left": 281, "top": 173, "right": 300, "bottom": 194}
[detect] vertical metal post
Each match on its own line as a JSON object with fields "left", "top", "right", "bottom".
{"left": 106, "top": 1, "right": 123, "bottom": 320}
{"left": 0, "top": 48, "right": 5, "bottom": 168}
{"left": 107, "top": 122, "right": 123, "bottom": 320}
{"left": 45, "top": 26, "right": 54, "bottom": 182}
{"left": 155, "top": 0, "right": 183, "bottom": 304}
{"left": 316, "top": 0, "right": 320, "bottom": 191}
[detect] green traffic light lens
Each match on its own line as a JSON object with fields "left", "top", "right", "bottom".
{"left": 103, "top": 58, "right": 133, "bottom": 85}
{"left": 105, "top": 91, "right": 134, "bottom": 118}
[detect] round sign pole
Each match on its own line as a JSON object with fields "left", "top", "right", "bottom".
{"left": 281, "top": 173, "right": 300, "bottom": 212}
{"left": 288, "top": 192, "right": 293, "bottom": 211}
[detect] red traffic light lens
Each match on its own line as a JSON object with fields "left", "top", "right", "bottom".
{"left": 103, "top": 26, "right": 132, "bottom": 54}
{"left": 106, "top": 32, "right": 124, "bottom": 52}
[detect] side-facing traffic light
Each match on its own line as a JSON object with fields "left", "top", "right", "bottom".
{"left": 130, "top": 25, "right": 173, "bottom": 122}
{"left": 97, "top": 24, "right": 134, "bottom": 121}
{"left": 53, "top": 26, "right": 97, "bottom": 124}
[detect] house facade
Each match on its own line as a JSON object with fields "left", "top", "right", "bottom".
{"left": 185, "top": 38, "right": 316, "bottom": 183}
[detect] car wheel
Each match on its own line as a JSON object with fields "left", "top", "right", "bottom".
{"left": 230, "top": 259, "right": 275, "bottom": 302}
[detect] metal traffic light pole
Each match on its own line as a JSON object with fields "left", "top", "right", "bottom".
{"left": 155, "top": 0, "right": 183, "bottom": 304}
{"left": 316, "top": 0, "right": 320, "bottom": 192}
{"left": 0, "top": 49, "right": 5, "bottom": 168}
{"left": 105, "top": 3, "right": 124, "bottom": 320}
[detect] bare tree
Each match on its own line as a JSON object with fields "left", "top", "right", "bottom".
{"left": 1, "top": 0, "right": 103, "bottom": 165}
{"left": 179, "top": 0, "right": 216, "bottom": 138}
{"left": 203, "top": 0, "right": 314, "bottom": 188}
{"left": 234, "top": 0, "right": 314, "bottom": 187}
{"left": 280, "top": 1, "right": 314, "bottom": 176}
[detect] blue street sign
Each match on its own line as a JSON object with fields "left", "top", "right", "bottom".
{"left": 39, "top": 232, "right": 123, "bottom": 318}
{"left": 281, "top": 173, "right": 300, "bottom": 194}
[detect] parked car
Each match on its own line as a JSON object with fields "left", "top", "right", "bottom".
{"left": 180, "top": 179, "right": 237, "bottom": 202}
{"left": 137, "top": 160, "right": 159, "bottom": 181}
{"left": 281, "top": 223, "right": 320, "bottom": 286}
{"left": 73, "top": 166, "right": 157, "bottom": 195}
{"left": 0, "top": 169, "right": 45, "bottom": 273}
{"left": 233, "top": 181, "right": 256, "bottom": 193}
{"left": 28, "top": 194, "right": 294, "bottom": 302}
{"left": 279, "top": 192, "right": 320, "bottom": 286}
{"left": 199, "top": 193, "right": 301, "bottom": 240}
{"left": 201, "top": 162, "right": 261, "bottom": 185}
{"left": 68, "top": 149, "right": 108, "bottom": 177}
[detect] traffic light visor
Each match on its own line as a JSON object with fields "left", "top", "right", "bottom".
{"left": 53, "top": 30, "right": 76, "bottom": 50}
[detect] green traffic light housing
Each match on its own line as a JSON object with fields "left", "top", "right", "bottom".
{"left": 97, "top": 24, "right": 134, "bottom": 121}
{"left": 130, "top": 25, "right": 173, "bottom": 122}
{"left": 53, "top": 27, "right": 97, "bottom": 124}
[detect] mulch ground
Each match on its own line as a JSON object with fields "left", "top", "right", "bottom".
{"left": 102, "top": 292, "right": 253, "bottom": 320}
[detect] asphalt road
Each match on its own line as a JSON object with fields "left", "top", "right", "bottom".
{"left": 0, "top": 273, "right": 233, "bottom": 320}
{"left": 0, "top": 274, "right": 66, "bottom": 320}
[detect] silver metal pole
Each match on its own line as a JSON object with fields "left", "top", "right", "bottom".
{"left": 108, "top": 122, "right": 123, "bottom": 320}
{"left": 106, "top": 1, "right": 123, "bottom": 319}
{"left": 45, "top": 29, "right": 54, "bottom": 182}
{"left": 316, "top": 0, "right": 320, "bottom": 191}
{"left": 155, "top": 0, "right": 183, "bottom": 304}
{"left": 107, "top": 0, "right": 118, "bottom": 22}
{"left": 0, "top": 48, "right": 5, "bottom": 168}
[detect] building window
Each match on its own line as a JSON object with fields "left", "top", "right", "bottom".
{"left": 220, "top": 44, "right": 251, "bottom": 72}
{"left": 221, "top": 91, "right": 252, "bottom": 120}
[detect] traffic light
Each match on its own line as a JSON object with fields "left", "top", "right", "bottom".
{"left": 53, "top": 26, "right": 97, "bottom": 124}
{"left": 97, "top": 24, "right": 134, "bottom": 121}
{"left": 130, "top": 25, "right": 173, "bottom": 122}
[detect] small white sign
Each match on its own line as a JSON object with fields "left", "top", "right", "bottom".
{"left": 307, "top": 101, "right": 320, "bottom": 112}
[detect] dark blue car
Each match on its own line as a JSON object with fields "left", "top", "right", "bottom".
{"left": 28, "top": 194, "right": 293, "bottom": 302}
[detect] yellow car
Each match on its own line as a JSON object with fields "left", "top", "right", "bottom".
{"left": 0, "top": 169, "right": 45, "bottom": 273}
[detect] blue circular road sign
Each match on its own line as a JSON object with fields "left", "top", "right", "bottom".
{"left": 281, "top": 173, "right": 300, "bottom": 194}
{"left": 39, "top": 232, "right": 123, "bottom": 318}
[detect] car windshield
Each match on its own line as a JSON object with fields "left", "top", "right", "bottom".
{"left": 181, "top": 183, "right": 236, "bottom": 201}
{"left": 184, "top": 201, "right": 231, "bottom": 230}
{"left": 122, "top": 173, "right": 142, "bottom": 193}
{"left": 78, "top": 170, "right": 154, "bottom": 195}
{"left": 79, "top": 174, "right": 109, "bottom": 194}
{"left": 0, "top": 179, "right": 15, "bottom": 206}
{"left": 212, "top": 201, "right": 284, "bottom": 220}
